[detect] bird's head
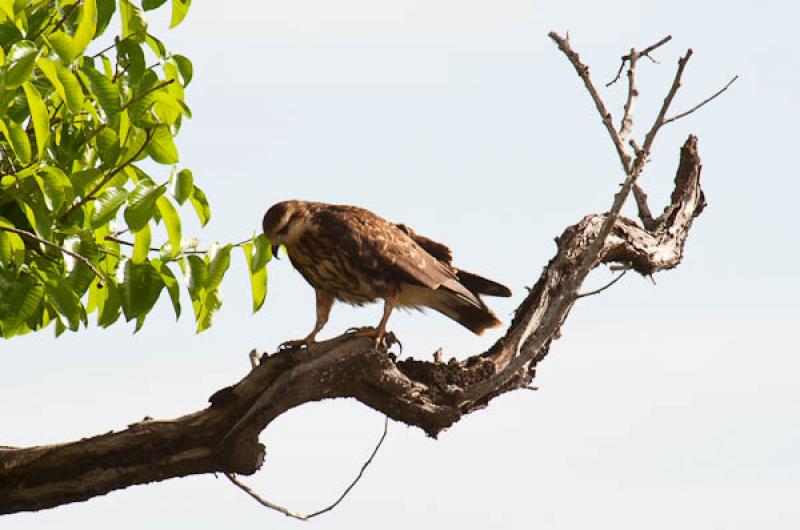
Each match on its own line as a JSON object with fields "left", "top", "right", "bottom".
{"left": 262, "top": 200, "right": 309, "bottom": 258}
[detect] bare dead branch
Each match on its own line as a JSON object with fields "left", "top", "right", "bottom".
{"left": 632, "top": 183, "right": 656, "bottom": 229}
{"left": 664, "top": 75, "right": 739, "bottom": 125}
{"left": 548, "top": 32, "right": 632, "bottom": 174}
{"left": 640, "top": 49, "right": 693, "bottom": 155}
{"left": 639, "top": 35, "right": 673, "bottom": 62}
{"left": 607, "top": 35, "right": 672, "bottom": 86}
{"left": 577, "top": 269, "right": 628, "bottom": 298}
{"left": 618, "top": 48, "right": 638, "bottom": 140}
{"left": 226, "top": 415, "right": 388, "bottom": 520}
{"left": 226, "top": 474, "right": 306, "bottom": 519}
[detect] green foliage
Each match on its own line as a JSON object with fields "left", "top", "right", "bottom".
{"left": 0, "top": 0, "right": 269, "bottom": 338}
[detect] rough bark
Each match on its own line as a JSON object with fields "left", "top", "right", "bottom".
{"left": 0, "top": 136, "right": 706, "bottom": 515}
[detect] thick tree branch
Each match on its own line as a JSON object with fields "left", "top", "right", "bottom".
{"left": 0, "top": 135, "right": 706, "bottom": 515}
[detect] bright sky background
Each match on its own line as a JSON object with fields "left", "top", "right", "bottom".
{"left": 4, "top": 0, "right": 799, "bottom": 528}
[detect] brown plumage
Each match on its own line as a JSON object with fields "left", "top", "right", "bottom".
{"left": 262, "top": 200, "right": 511, "bottom": 347}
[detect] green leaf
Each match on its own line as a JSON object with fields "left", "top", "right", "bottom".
{"left": 142, "top": 0, "right": 168, "bottom": 11}
{"left": 126, "top": 228, "right": 152, "bottom": 270}
{"left": 4, "top": 40, "right": 38, "bottom": 88}
{"left": 120, "top": 259, "right": 163, "bottom": 321}
{"left": 22, "top": 82, "right": 48, "bottom": 159}
{"left": 144, "top": 33, "right": 166, "bottom": 59}
{"left": 156, "top": 195, "right": 181, "bottom": 258}
{"left": 36, "top": 57, "right": 65, "bottom": 102}
{"left": 169, "top": 168, "right": 192, "bottom": 204}
{"left": 66, "top": 231, "right": 99, "bottom": 296}
{"left": 47, "top": 31, "right": 76, "bottom": 63}
{"left": 206, "top": 243, "right": 231, "bottom": 290}
{"left": 96, "top": 0, "right": 116, "bottom": 36}
{"left": 54, "top": 61, "right": 84, "bottom": 113}
{"left": 173, "top": 54, "right": 193, "bottom": 86}
{"left": 189, "top": 184, "right": 210, "bottom": 226}
{"left": 194, "top": 287, "right": 220, "bottom": 333}
{"left": 18, "top": 187, "right": 52, "bottom": 240}
{"left": 132, "top": 223, "right": 151, "bottom": 264}
{"left": 73, "top": 0, "right": 97, "bottom": 56}
{"left": 183, "top": 254, "right": 205, "bottom": 299}
{"left": 124, "top": 180, "right": 165, "bottom": 231}
{"left": 46, "top": 281, "right": 83, "bottom": 331}
{"left": 251, "top": 233, "right": 271, "bottom": 271}
{"left": 242, "top": 239, "right": 267, "bottom": 312}
{"left": 70, "top": 167, "right": 102, "bottom": 196}
{"left": 0, "top": 0, "right": 13, "bottom": 19}
{"left": 91, "top": 186, "right": 127, "bottom": 227}
{"left": 97, "top": 280, "right": 122, "bottom": 327}
{"left": 85, "top": 66, "right": 120, "bottom": 126}
{"left": 0, "top": 218, "right": 24, "bottom": 268}
{"left": 153, "top": 90, "right": 182, "bottom": 125}
{"left": 153, "top": 259, "right": 180, "bottom": 318}
{"left": 0, "top": 272, "right": 44, "bottom": 335}
{"left": 95, "top": 126, "right": 120, "bottom": 162}
{"left": 117, "top": 38, "right": 145, "bottom": 81}
{"left": 119, "top": 0, "right": 147, "bottom": 42}
{"left": 34, "top": 169, "right": 68, "bottom": 213}
{"left": 0, "top": 118, "right": 31, "bottom": 164}
{"left": 170, "top": 0, "right": 191, "bottom": 28}
{"left": 144, "top": 124, "right": 178, "bottom": 164}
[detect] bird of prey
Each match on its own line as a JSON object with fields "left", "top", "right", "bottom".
{"left": 263, "top": 200, "right": 511, "bottom": 347}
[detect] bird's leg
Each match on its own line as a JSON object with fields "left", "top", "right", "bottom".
{"left": 279, "top": 290, "right": 334, "bottom": 350}
{"left": 353, "top": 295, "right": 395, "bottom": 349}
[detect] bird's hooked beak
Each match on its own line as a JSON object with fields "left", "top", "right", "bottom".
{"left": 271, "top": 243, "right": 281, "bottom": 259}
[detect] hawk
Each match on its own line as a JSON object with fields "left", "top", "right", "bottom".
{"left": 262, "top": 200, "right": 511, "bottom": 347}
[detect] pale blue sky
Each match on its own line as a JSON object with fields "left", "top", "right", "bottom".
{"left": 4, "top": 1, "right": 799, "bottom": 528}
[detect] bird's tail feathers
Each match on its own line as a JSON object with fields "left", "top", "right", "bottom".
{"left": 456, "top": 269, "right": 512, "bottom": 298}
{"left": 428, "top": 289, "right": 502, "bottom": 335}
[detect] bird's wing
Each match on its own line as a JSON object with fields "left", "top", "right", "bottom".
{"left": 396, "top": 222, "right": 511, "bottom": 297}
{"left": 394, "top": 223, "right": 453, "bottom": 264}
{"left": 313, "top": 206, "right": 470, "bottom": 295}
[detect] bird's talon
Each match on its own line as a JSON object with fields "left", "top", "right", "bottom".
{"left": 278, "top": 339, "right": 311, "bottom": 351}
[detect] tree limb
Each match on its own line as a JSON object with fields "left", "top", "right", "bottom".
{"left": 0, "top": 135, "right": 706, "bottom": 515}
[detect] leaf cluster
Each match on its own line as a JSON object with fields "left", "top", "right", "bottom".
{"left": 0, "top": 0, "right": 269, "bottom": 338}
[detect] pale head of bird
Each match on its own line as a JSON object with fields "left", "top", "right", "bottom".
{"left": 262, "top": 200, "right": 310, "bottom": 258}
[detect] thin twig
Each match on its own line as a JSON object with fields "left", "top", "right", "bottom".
{"left": 90, "top": 36, "right": 135, "bottom": 59}
{"left": 548, "top": 32, "right": 632, "bottom": 174}
{"left": 638, "top": 35, "right": 673, "bottom": 63}
{"left": 104, "top": 235, "right": 255, "bottom": 256}
{"left": 121, "top": 80, "right": 175, "bottom": 111}
{"left": 60, "top": 130, "right": 153, "bottom": 221}
{"left": 104, "top": 235, "right": 205, "bottom": 256}
{"left": 619, "top": 47, "right": 638, "bottom": 141}
{"left": 49, "top": 1, "right": 82, "bottom": 36}
{"left": 576, "top": 269, "right": 628, "bottom": 298}
{"left": 663, "top": 75, "right": 738, "bottom": 125}
{"left": 639, "top": 49, "right": 693, "bottom": 155}
{"left": 607, "top": 35, "right": 672, "bottom": 87}
{"left": 29, "top": 1, "right": 82, "bottom": 42}
{"left": 226, "top": 416, "right": 389, "bottom": 520}
{"left": 0, "top": 226, "right": 104, "bottom": 284}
